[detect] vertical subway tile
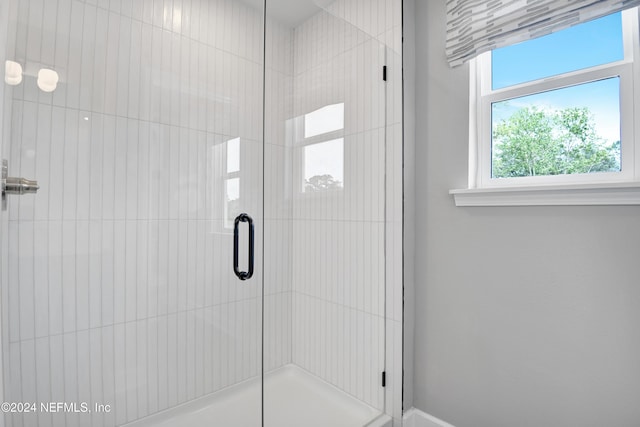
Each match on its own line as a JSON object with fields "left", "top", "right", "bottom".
{"left": 113, "top": 323, "right": 127, "bottom": 426}
{"left": 76, "top": 330, "right": 92, "bottom": 427}
{"left": 92, "top": 8, "right": 109, "bottom": 112}
{"left": 89, "top": 113, "right": 105, "bottom": 220}
{"left": 76, "top": 220, "right": 90, "bottom": 331}
{"left": 89, "top": 220, "right": 103, "bottom": 329}
{"left": 65, "top": 0, "right": 84, "bottom": 110}
{"left": 79, "top": 4, "right": 97, "bottom": 112}
{"left": 89, "top": 328, "right": 104, "bottom": 427}
{"left": 125, "top": 321, "right": 138, "bottom": 422}
{"left": 128, "top": 19, "right": 143, "bottom": 120}
{"left": 116, "top": 16, "right": 132, "bottom": 118}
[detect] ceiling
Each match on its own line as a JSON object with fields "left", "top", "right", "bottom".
{"left": 240, "top": 0, "right": 332, "bottom": 28}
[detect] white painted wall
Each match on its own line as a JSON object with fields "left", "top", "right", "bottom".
{"left": 412, "top": 1, "right": 640, "bottom": 426}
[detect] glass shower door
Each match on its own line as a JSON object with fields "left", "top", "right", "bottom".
{"left": 0, "top": 0, "right": 265, "bottom": 426}
{"left": 262, "top": 0, "right": 391, "bottom": 425}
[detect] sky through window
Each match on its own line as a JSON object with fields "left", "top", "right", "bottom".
{"left": 491, "top": 13, "right": 624, "bottom": 158}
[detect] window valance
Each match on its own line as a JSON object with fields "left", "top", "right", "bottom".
{"left": 446, "top": 0, "right": 640, "bottom": 67}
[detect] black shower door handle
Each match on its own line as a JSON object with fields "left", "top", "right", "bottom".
{"left": 233, "top": 213, "right": 254, "bottom": 281}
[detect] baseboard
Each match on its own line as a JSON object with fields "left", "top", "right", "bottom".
{"left": 403, "top": 408, "right": 457, "bottom": 427}
{"left": 364, "top": 413, "right": 393, "bottom": 427}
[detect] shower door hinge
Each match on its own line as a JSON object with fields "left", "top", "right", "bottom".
{"left": 381, "top": 371, "right": 386, "bottom": 387}
{"left": 382, "top": 66, "right": 387, "bottom": 81}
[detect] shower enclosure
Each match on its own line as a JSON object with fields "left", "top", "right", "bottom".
{"left": 0, "top": 0, "right": 404, "bottom": 425}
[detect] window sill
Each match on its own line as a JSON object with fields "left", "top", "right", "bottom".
{"left": 450, "top": 182, "right": 640, "bottom": 206}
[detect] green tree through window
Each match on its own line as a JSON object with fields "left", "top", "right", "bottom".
{"left": 492, "top": 106, "right": 620, "bottom": 178}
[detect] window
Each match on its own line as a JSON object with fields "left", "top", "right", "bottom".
{"left": 304, "top": 103, "right": 345, "bottom": 138}
{"left": 224, "top": 137, "right": 240, "bottom": 228}
{"left": 469, "top": 9, "right": 640, "bottom": 191}
{"left": 298, "top": 103, "right": 345, "bottom": 193}
{"left": 303, "top": 138, "right": 344, "bottom": 192}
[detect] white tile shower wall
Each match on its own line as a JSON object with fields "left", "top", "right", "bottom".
{"left": 0, "top": 0, "right": 293, "bottom": 426}
{"left": 288, "top": 0, "right": 403, "bottom": 417}
{"left": 1, "top": 0, "right": 404, "bottom": 426}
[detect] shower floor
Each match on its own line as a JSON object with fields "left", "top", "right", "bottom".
{"left": 125, "top": 365, "right": 390, "bottom": 427}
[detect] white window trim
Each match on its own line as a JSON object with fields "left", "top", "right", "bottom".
{"left": 451, "top": 8, "right": 640, "bottom": 206}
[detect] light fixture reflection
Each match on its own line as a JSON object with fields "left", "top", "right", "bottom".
{"left": 37, "top": 68, "right": 59, "bottom": 92}
{"left": 4, "top": 60, "right": 23, "bottom": 86}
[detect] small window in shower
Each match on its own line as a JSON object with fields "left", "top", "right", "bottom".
{"left": 227, "top": 137, "right": 240, "bottom": 173}
{"left": 224, "top": 138, "right": 241, "bottom": 228}
{"left": 304, "top": 103, "right": 344, "bottom": 138}
{"left": 303, "top": 138, "right": 344, "bottom": 192}
{"left": 300, "top": 103, "right": 345, "bottom": 193}
{"left": 225, "top": 177, "right": 240, "bottom": 226}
